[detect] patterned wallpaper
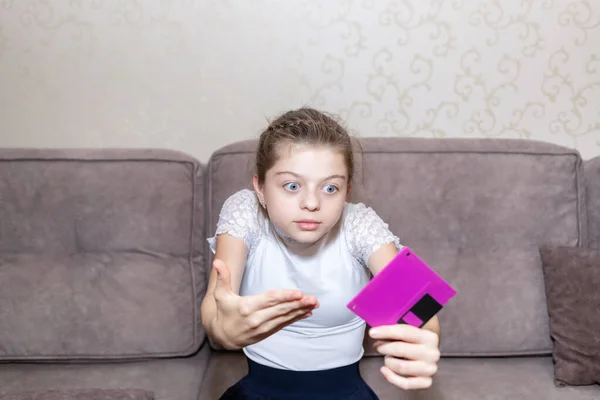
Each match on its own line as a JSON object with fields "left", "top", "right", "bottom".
{"left": 0, "top": 0, "right": 599, "bottom": 161}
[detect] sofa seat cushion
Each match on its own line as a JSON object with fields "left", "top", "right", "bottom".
{"left": 0, "top": 388, "right": 154, "bottom": 400}
{"left": 361, "top": 356, "right": 600, "bottom": 399}
{"left": 200, "top": 352, "right": 600, "bottom": 399}
{"left": 0, "top": 252, "right": 199, "bottom": 361}
{"left": 0, "top": 343, "right": 210, "bottom": 400}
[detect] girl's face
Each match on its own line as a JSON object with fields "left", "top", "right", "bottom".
{"left": 253, "top": 144, "right": 350, "bottom": 245}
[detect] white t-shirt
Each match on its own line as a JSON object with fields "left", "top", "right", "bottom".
{"left": 207, "top": 189, "right": 402, "bottom": 371}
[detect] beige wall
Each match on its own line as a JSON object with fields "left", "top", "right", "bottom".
{"left": 0, "top": 0, "right": 599, "bottom": 162}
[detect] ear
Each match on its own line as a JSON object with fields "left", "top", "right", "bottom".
{"left": 347, "top": 182, "right": 352, "bottom": 197}
{"left": 253, "top": 175, "right": 265, "bottom": 204}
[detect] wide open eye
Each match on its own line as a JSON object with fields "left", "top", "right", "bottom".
{"left": 323, "top": 184, "right": 338, "bottom": 194}
{"left": 283, "top": 182, "right": 300, "bottom": 191}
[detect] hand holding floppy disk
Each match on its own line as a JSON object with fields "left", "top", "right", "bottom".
{"left": 347, "top": 246, "right": 456, "bottom": 328}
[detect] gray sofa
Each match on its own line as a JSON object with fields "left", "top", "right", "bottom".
{"left": 0, "top": 138, "right": 598, "bottom": 399}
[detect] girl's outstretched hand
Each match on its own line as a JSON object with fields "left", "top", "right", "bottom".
{"left": 211, "top": 259, "right": 319, "bottom": 350}
{"left": 369, "top": 324, "right": 440, "bottom": 391}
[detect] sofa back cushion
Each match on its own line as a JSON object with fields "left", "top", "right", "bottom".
{"left": 205, "top": 138, "right": 585, "bottom": 356}
{"left": 584, "top": 157, "right": 600, "bottom": 249}
{"left": 0, "top": 149, "right": 206, "bottom": 360}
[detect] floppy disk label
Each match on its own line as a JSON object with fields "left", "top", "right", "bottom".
{"left": 397, "top": 293, "right": 443, "bottom": 327}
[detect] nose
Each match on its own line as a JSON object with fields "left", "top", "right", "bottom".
{"left": 301, "top": 191, "right": 320, "bottom": 211}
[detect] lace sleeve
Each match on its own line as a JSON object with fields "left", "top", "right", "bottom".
{"left": 344, "top": 203, "right": 402, "bottom": 267}
{"left": 207, "top": 189, "right": 262, "bottom": 254}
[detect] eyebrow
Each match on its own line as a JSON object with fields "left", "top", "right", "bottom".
{"left": 275, "top": 171, "right": 347, "bottom": 181}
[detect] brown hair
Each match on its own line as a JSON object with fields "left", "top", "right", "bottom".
{"left": 255, "top": 107, "right": 357, "bottom": 185}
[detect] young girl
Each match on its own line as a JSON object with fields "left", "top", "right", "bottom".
{"left": 201, "top": 108, "right": 441, "bottom": 399}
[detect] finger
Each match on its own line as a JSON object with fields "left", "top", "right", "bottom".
{"left": 384, "top": 355, "right": 438, "bottom": 378}
{"left": 241, "top": 291, "right": 317, "bottom": 315}
{"left": 272, "top": 307, "right": 313, "bottom": 328}
{"left": 372, "top": 339, "right": 390, "bottom": 348}
{"left": 254, "top": 298, "right": 318, "bottom": 323}
{"left": 369, "top": 325, "right": 439, "bottom": 347}
{"left": 372, "top": 339, "right": 394, "bottom": 355}
{"left": 374, "top": 341, "right": 440, "bottom": 364}
{"left": 380, "top": 366, "right": 433, "bottom": 391}
{"left": 239, "top": 291, "right": 300, "bottom": 315}
{"left": 257, "top": 307, "right": 313, "bottom": 334}
{"left": 263, "top": 302, "right": 315, "bottom": 326}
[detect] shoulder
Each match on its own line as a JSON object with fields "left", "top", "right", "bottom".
{"left": 342, "top": 202, "right": 402, "bottom": 266}
{"left": 342, "top": 202, "right": 391, "bottom": 233}
{"left": 218, "top": 189, "right": 261, "bottom": 229}
{"left": 343, "top": 202, "right": 379, "bottom": 225}
{"left": 207, "top": 189, "right": 263, "bottom": 253}
{"left": 222, "top": 188, "right": 259, "bottom": 208}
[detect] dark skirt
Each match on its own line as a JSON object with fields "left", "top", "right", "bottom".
{"left": 219, "top": 358, "right": 380, "bottom": 400}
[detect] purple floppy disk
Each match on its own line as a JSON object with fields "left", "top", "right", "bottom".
{"left": 347, "top": 246, "right": 456, "bottom": 328}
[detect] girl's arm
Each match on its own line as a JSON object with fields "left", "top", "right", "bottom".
{"left": 367, "top": 242, "right": 442, "bottom": 391}
{"left": 346, "top": 203, "right": 441, "bottom": 390}
{"left": 344, "top": 203, "right": 441, "bottom": 340}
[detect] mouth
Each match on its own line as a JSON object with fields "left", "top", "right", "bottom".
{"left": 294, "top": 220, "right": 321, "bottom": 231}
